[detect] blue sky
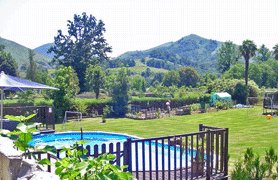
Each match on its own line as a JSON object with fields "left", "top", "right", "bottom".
{"left": 0, "top": 0, "right": 278, "bottom": 57}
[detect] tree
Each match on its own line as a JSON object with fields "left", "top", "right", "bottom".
{"left": 26, "top": 49, "right": 37, "bottom": 81}
{"left": 273, "top": 44, "right": 278, "bottom": 60}
{"left": 48, "top": 12, "right": 112, "bottom": 92}
{"left": 131, "top": 76, "right": 146, "bottom": 93}
{"left": 233, "top": 82, "right": 248, "bottom": 105}
{"left": 256, "top": 44, "right": 270, "bottom": 62}
{"left": 51, "top": 66, "right": 80, "bottom": 121}
{"left": 85, "top": 65, "right": 105, "bottom": 99}
{"left": 110, "top": 68, "right": 129, "bottom": 117}
{"left": 239, "top": 40, "right": 257, "bottom": 86}
{"left": 162, "top": 70, "right": 180, "bottom": 87}
{"left": 223, "top": 63, "right": 245, "bottom": 80}
{"left": 178, "top": 67, "right": 200, "bottom": 87}
{"left": 217, "top": 41, "right": 240, "bottom": 73}
{"left": 0, "top": 45, "right": 18, "bottom": 76}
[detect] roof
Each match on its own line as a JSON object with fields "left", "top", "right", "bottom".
{"left": 0, "top": 71, "right": 58, "bottom": 90}
{"left": 213, "top": 92, "right": 231, "bottom": 98}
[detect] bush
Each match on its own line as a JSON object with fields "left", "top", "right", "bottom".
{"left": 231, "top": 147, "right": 278, "bottom": 180}
{"left": 215, "top": 100, "right": 232, "bottom": 110}
{"left": 131, "top": 93, "right": 210, "bottom": 110}
{"left": 233, "top": 82, "right": 248, "bottom": 104}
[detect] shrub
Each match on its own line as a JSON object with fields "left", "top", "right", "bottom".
{"left": 231, "top": 147, "right": 278, "bottom": 180}
{"left": 233, "top": 82, "right": 248, "bottom": 104}
{"left": 17, "top": 90, "right": 35, "bottom": 106}
{"left": 215, "top": 100, "right": 232, "bottom": 110}
{"left": 72, "top": 101, "right": 88, "bottom": 116}
{"left": 53, "top": 144, "right": 133, "bottom": 179}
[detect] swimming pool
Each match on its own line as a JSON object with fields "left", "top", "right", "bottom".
{"left": 30, "top": 132, "right": 196, "bottom": 171}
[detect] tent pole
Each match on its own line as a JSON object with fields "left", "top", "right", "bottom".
{"left": 0, "top": 89, "right": 3, "bottom": 129}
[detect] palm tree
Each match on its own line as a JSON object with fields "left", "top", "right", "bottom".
{"left": 272, "top": 44, "right": 278, "bottom": 60}
{"left": 239, "top": 40, "right": 257, "bottom": 86}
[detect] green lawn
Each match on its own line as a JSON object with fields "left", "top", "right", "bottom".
{"left": 56, "top": 107, "right": 278, "bottom": 167}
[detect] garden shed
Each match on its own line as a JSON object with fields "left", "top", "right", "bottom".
{"left": 211, "top": 92, "right": 232, "bottom": 106}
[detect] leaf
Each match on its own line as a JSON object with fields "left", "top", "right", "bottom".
{"left": 16, "top": 123, "right": 28, "bottom": 133}
{"left": 4, "top": 115, "right": 21, "bottom": 121}
{"left": 38, "top": 158, "right": 51, "bottom": 166}
{"left": 25, "top": 113, "right": 37, "bottom": 120}
{"left": 0, "top": 129, "right": 10, "bottom": 135}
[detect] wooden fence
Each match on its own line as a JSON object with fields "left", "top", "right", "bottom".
{"left": 31, "top": 124, "right": 228, "bottom": 179}
{"left": 3, "top": 106, "right": 55, "bottom": 130}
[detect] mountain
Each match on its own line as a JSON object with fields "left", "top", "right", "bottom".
{"left": 115, "top": 34, "right": 222, "bottom": 73}
{"left": 0, "top": 37, "right": 52, "bottom": 71}
{"left": 34, "top": 43, "right": 54, "bottom": 59}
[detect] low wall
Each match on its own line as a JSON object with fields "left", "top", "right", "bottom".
{"left": 0, "top": 137, "right": 58, "bottom": 180}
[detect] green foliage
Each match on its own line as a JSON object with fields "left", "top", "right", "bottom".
{"left": 16, "top": 90, "right": 35, "bottom": 105}
{"left": 115, "top": 34, "right": 220, "bottom": 73}
{"left": 272, "top": 44, "right": 278, "bottom": 60}
{"left": 255, "top": 44, "right": 270, "bottom": 62}
{"left": 231, "top": 147, "right": 278, "bottom": 180}
{"left": 73, "top": 101, "right": 88, "bottom": 116}
{"left": 265, "top": 147, "right": 278, "bottom": 176}
{"left": 53, "top": 144, "right": 133, "bottom": 180}
{"left": 49, "top": 12, "right": 112, "bottom": 92}
{"left": 207, "top": 78, "right": 259, "bottom": 100}
{"left": 162, "top": 70, "right": 180, "bottom": 87}
{"left": 249, "top": 63, "right": 276, "bottom": 88}
{"left": 233, "top": 82, "right": 248, "bottom": 104}
{"left": 239, "top": 39, "right": 257, "bottom": 86}
{"left": 223, "top": 63, "right": 245, "bottom": 80}
{"left": 110, "top": 68, "right": 129, "bottom": 117}
{"left": 217, "top": 41, "right": 240, "bottom": 73}
{"left": 215, "top": 100, "right": 232, "bottom": 110}
{"left": 178, "top": 67, "right": 200, "bottom": 87}
{"left": 200, "top": 72, "right": 218, "bottom": 86}
{"left": 131, "top": 76, "right": 146, "bottom": 93}
{"left": 26, "top": 49, "right": 37, "bottom": 81}
{"left": 4, "top": 113, "right": 36, "bottom": 123}
{"left": 2, "top": 114, "right": 39, "bottom": 155}
{"left": 0, "top": 45, "right": 18, "bottom": 76}
{"left": 85, "top": 65, "right": 105, "bottom": 99}
{"left": 51, "top": 66, "right": 80, "bottom": 121}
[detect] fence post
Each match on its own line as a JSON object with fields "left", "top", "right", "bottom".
{"left": 224, "top": 128, "right": 229, "bottom": 179}
{"left": 206, "top": 130, "right": 211, "bottom": 180}
{"left": 199, "top": 124, "right": 203, "bottom": 132}
{"left": 123, "top": 138, "right": 132, "bottom": 172}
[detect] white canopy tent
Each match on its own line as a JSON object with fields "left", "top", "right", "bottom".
{"left": 0, "top": 71, "right": 58, "bottom": 129}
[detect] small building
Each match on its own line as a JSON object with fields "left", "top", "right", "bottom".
{"left": 210, "top": 92, "right": 232, "bottom": 106}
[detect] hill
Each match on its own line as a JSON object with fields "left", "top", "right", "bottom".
{"left": 33, "top": 34, "right": 223, "bottom": 73}
{"left": 0, "top": 37, "right": 52, "bottom": 71}
{"left": 115, "top": 34, "right": 222, "bottom": 73}
{"left": 34, "top": 43, "right": 54, "bottom": 59}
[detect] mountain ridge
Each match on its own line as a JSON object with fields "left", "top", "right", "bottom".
{"left": 0, "top": 37, "right": 52, "bottom": 72}
{"left": 115, "top": 34, "right": 222, "bottom": 72}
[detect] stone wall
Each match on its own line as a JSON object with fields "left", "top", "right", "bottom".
{"left": 0, "top": 137, "right": 58, "bottom": 180}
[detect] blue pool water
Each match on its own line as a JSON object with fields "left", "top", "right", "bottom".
{"left": 30, "top": 132, "right": 196, "bottom": 171}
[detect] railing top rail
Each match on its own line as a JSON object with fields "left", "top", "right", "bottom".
{"left": 200, "top": 124, "right": 226, "bottom": 130}
{"left": 131, "top": 131, "right": 207, "bottom": 142}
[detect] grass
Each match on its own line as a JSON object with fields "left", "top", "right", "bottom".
{"left": 56, "top": 107, "right": 278, "bottom": 168}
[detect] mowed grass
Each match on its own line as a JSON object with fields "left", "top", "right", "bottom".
{"left": 56, "top": 107, "right": 278, "bottom": 166}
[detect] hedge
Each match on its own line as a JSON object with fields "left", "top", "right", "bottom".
{"left": 3, "top": 94, "right": 210, "bottom": 115}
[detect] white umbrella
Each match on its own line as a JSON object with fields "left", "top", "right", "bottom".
{"left": 0, "top": 71, "right": 58, "bottom": 129}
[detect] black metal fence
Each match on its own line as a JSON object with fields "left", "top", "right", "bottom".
{"left": 32, "top": 124, "right": 228, "bottom": 179}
